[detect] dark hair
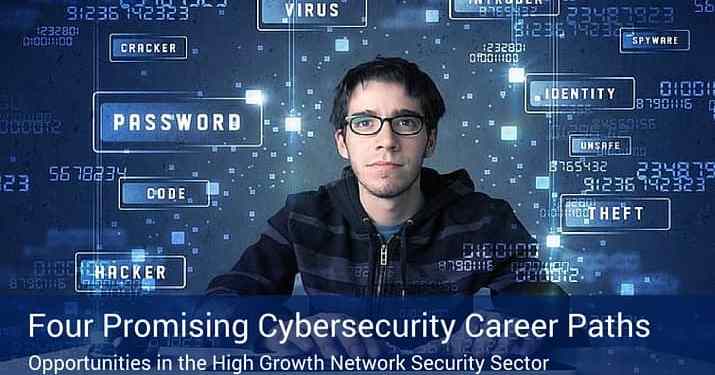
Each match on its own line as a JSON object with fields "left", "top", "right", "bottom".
{"left": 329, "top": 56, "right": 445, "bottom": 134}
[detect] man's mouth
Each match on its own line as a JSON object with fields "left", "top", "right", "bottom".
{"left": 368, "top": 161, "right": 402, "bottom": 167}
{"left": 367, "top": 161, "right": 402, "bottom": 173}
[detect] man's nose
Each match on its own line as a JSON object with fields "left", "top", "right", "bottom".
{"left": 374, "top": 120, "right": 399, "bottom": 150}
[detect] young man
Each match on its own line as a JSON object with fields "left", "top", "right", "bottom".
{"left": 207, "top": 57, "right": 545, "bottom": 298}
{"left": 203, "top": 57, "right": 565, "bottom": 357}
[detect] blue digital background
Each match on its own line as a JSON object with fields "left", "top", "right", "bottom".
{"left": 1, "top": 0, "right": 714, "bottom": 302}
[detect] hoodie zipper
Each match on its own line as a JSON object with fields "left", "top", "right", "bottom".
{"left": 375, "top": 234, "right": 390, "bottom": 296}
{"left": 375, "top": 234, "right": 400, "bottom": 296}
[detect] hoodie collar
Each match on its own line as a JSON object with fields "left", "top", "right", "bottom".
{"left": 326, "top": 165, "right": 475, "bottom": 232}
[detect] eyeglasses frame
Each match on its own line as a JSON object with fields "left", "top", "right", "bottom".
{"left": 343, "top": 113, "right": 426, "bottom": 136}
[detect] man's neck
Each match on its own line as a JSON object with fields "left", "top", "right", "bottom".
{"left": 358, "top": 176, "right": 424, "bottom": 227}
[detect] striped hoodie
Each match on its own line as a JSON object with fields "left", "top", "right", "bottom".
{"left": 207, "top": 166, "right": 542, "bottom": 297}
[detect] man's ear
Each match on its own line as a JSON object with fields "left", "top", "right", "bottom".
{"left": 424, "top": 129, "right": 437, "bottom": 158}
{"left": 334, "top": 128, "right": 350, "bottom": 160}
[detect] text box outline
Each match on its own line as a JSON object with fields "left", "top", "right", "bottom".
{"left": 256, "top": 0, "right": 368, "bottom": 31}
{"left": 559, "top": 194, "right": 671, "bottom": 235}
{"left": 118, "top": 177, "right": 211, "bottom": 211}
{"left": 449, "top": 0, "right": 561, "bottom": 20}
{"left": 109, "top": 33, "right": 188, "bottom": 63}
{"left": 619, "top": 28, "right": 691, "bottom": 54}
{"left": 568, "top": 134, "right": 633, "bottom": 157}
{"left": 524, "top": 74, "right": 636, "bottom": 114}
{"left": 74, "top": 252, "right": 187, "bottom": 293}
{"left": 92, "top": 91, "right": 264, "bottom": 153}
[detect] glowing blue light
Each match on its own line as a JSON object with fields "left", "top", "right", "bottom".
{"left": 508, "top": 67, "right": 526, "bottom": 83}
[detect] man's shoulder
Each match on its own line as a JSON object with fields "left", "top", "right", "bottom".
{"left": 447, "top": 191, "right": 534, "bottom": 243}
{"left": 457, "top": 191, "right": 513, "bottom": 209}
{"left": 446, "top": 191, "right": 515, "bottom": 221}
{"left": 282, "top": 186, "right": 336, "bottom": 216}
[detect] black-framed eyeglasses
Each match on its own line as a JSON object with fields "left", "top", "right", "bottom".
{"left": 344, "top": 114, "right": 425, "bottom": 136}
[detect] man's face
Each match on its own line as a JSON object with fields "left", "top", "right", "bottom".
{"left": 335, "top": 80, "right": 436, "bottom": 199}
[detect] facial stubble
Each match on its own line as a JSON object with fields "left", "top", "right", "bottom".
{"left": 343, "top": 137, "right": 428, "bottom": 199}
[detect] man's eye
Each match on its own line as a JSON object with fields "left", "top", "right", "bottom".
{"left": 354, "top": 118, "right": 376, "bottom": 128}
{"left": 396, "top": 118, "right": 418, "bottom": 128}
